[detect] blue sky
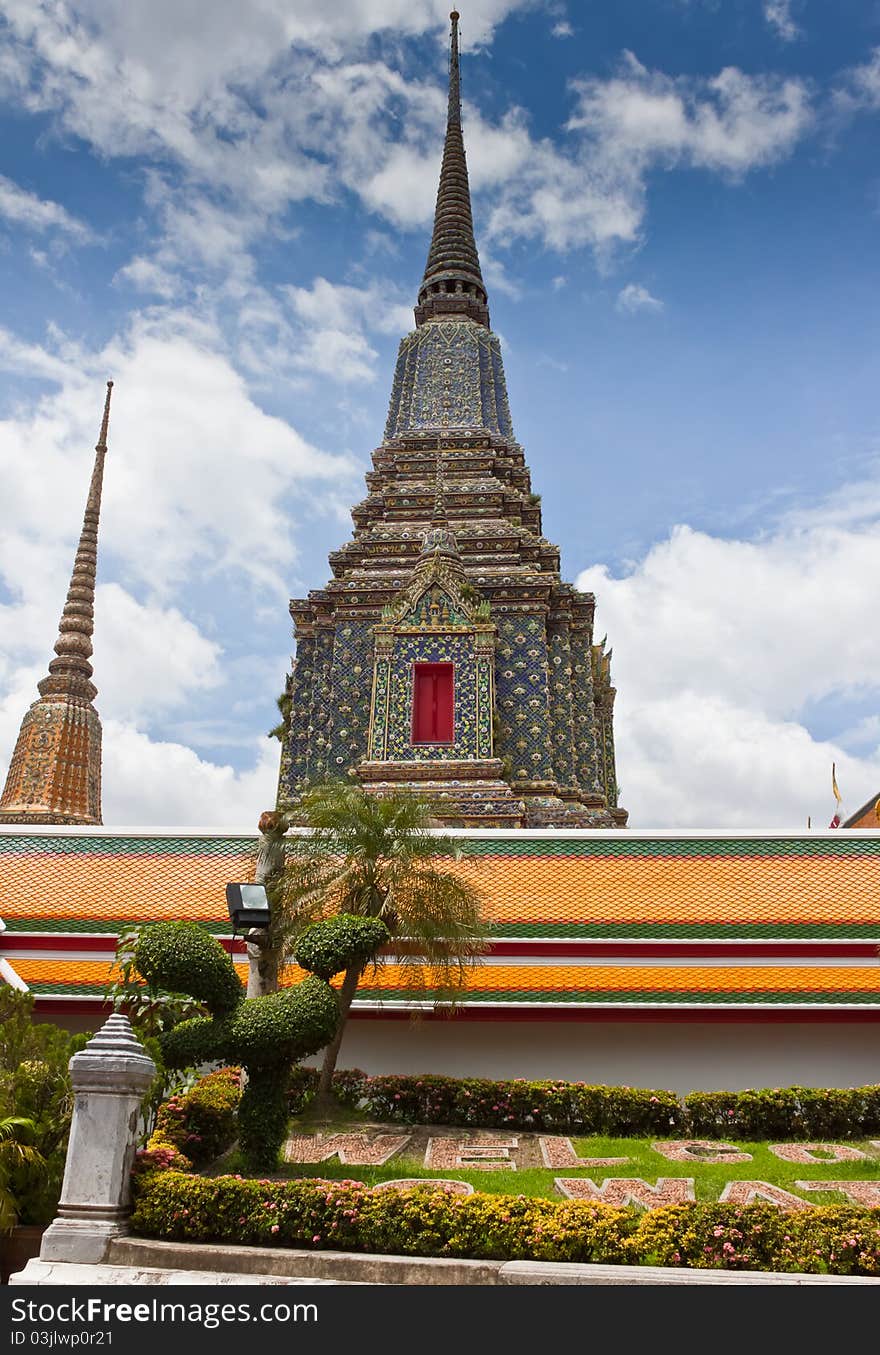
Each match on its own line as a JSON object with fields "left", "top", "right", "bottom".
{"left": 0, "top": 0, "right": 878, "bottom": 828}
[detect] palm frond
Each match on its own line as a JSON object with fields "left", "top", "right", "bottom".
{"left": 0, "top": 1117, "right": 37, "bottom": 1146}
{"left": 278, "top": 782, "right": 487, "bottom": 994}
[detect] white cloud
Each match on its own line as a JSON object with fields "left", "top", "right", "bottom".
{"left": 94, "top": 584, "right": 223, "bottom": 720}
{"left": 0, "top": 174, "right": 94, "bottom": 242}
{"left": 0, "top": 311, "right": 356, "bottom": 598}
{"left": 616, "top": 282, "right": 664, "bottom": 313}
{"left": 551, "top": 21, "right": 574, "bottom": 39}
{"left": 0, "top": 3, "right": 816, "bottom": 276}
{"left": 114, "top": 255, "right": 177, "bottom": 299}
{"left": 483, "top": 55, "right": 811, "bottom": 255}
{"left": 100, "top": 722, "right": 280, "bottom": 826}
{"left": 834, "top": 47, "right": 880, "bottom": 115}
{"left": 764, "top": 1, "right": 801, "bottom": 43}
{"left": 568, "top": 53, "right": 811, "bottom": 176}
{"left": 283, "top": 275, "right": 414, "bottom": 381}
{"left": 285, "top": 276, "right": 411, "bottom": 337}
{"left": 577, "top": 500, "right": 880, "bottom": 829}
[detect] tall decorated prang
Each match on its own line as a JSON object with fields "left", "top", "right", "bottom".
{"left": 0, "top": 382, "right": 113, "bottom": 825}
{"left": 277, "top": 14, "right": 626, "bottom": 829}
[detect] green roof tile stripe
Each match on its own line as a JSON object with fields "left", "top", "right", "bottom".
{"left": 2, "top": 834, "right": 880, "bottom": 860}
{"left": 5, "top": 918, "right": 880, "bottom": 940}
{"left": 23, "top": 981, "right": 880, "bottom": 1006}
{"left": 490, "top": 923, "right": 880, "bottom": 939}
{"left": 0, "top": 836, "right": 255, "bottom": 858}
{"left": 354, "top": 988, "right": 880, "bottom": 1005}
{"left": 457, "top": 838, "right": 880, "bottom": 860}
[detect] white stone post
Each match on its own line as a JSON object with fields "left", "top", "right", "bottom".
{"left": 39, "top": 1013, "right": 156, "bottom": 1264}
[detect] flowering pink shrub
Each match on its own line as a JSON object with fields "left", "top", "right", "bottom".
{"left": 150, "top": 1066, "right": 241, "bottom": 1167}
{"left": 130, "top": 1173, "right": 880, "bottom": 1275}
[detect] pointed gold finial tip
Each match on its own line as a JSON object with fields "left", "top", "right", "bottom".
{"left": 451, "top": 10, "right": 459, "bottom": 21}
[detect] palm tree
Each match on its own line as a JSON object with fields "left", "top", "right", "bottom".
{"left": 279, "top": 782, "right": 487, "bottom": 1099}
{"left": 0, "top": 1117, "right": 44, "bottom": 1234}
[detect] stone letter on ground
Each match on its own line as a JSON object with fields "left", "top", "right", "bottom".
{"left": 651, "top": 1140, "right": 752, "bottom": 1164}
{"left": 554, "top": 1178, "right": 695, "bottom": 1207}
{"left": 284, "top": 1133, "right": 411, "bottom": 1165}
{"left": 795, "top": 1180, "right": 880, "bottom": 1207}
{"left": 767, "top": 1143, "right": 868, "bottom": 1164}
{"left": 718, "top": 1181, "right": 811, "bottom": 1210}
{"left": 538, "top": 1137, "right": 630, "bottom": 1168}
{"left": 425, "top": 1136, "right": 519, "bottom": 1170}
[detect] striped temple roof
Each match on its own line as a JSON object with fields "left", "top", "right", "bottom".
{"left": 2, "top": 826, "right": 880, "bottom": 1016}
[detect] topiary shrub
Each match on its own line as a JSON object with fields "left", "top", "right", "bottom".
{"left": 135, "top": 921, "right": 242, "bottom": 1014}
{"left": 293, "top": 915, "right": 389, "bottom": 982}
{"left": 133, "top": 914, "right": 389, "bottom": 1171}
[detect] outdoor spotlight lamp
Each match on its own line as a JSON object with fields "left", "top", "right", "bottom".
{"left": 225, "top": 882, "right": 271, "bottom": 935}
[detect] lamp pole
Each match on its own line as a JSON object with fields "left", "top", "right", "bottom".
{"left": 246, "top": 809, "right": 289, "bottom": 997}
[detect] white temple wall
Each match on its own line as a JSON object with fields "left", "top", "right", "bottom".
{"left": 323, "top": 1017, "right": 880, "bottom": 1095}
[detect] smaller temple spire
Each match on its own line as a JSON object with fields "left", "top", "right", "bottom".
{"left": 419, "top": 448, "right": 462, "bottom": 564}
{"left": 414, "top": 11, "right": 490, "bottom": 328}
{"left": 0, "top": 381, "right": 113, "bottom": 824}
{"left": 432, "top": 445, "right": 448, "bottom": 525}
{"left": 39, "top": 381, "right": 113, "bottom": 703}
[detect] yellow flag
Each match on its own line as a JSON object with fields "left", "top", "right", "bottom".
{"left": 831, "top": 763, "right": 842, "bottom": 805}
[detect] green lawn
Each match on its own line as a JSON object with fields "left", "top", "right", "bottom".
{"left": 219, "top": 1130, "right": 880, "bottom": 1204}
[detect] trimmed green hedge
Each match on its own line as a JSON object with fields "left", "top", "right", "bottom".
{"left": 367, "top": 1075, "right": 682, "bottom": 1134}
{"left": 130, "top": 1171, "right": 880, "bottom": 1275}
{"left": 287, "top": 1069, "right": 880, "bottom": 1140}
{"left": 684, "top": 1086, "right": 880, "bottom": 1140}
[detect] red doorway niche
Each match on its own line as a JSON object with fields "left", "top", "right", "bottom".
{"left": 412, "top": 662, "right": 454, "bottom": 744}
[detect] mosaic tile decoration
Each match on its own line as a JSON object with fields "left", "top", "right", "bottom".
{"left": 384, "top": 322, "right": 515, "bottom": 440}
{"left": 495, "top": 615, "right": 555, "bottom": 782}
{"left": 570, "top": 624, "right": 601, "bottom": 797}
{"left": 325, "top": 621, "right": 374, "bottom": 776}
{"left": 547, "top": 623, "right": 576, "bottom": 790}
{"left": 286, "top": 633, "right": 315, "bottom": 787}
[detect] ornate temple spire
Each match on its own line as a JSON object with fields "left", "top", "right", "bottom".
{"left": 414, "top": 11, "right": 490, "bottom": 328}
{"left": 39, "top": 381, "right": 113, "bottom": 703}
{"left": 0, "top": 382, "right": 113, "bottom": 824}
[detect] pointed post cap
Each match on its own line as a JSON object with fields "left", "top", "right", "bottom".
{"left": 69, "top": 1012, "right": 156, "bottom": 1093}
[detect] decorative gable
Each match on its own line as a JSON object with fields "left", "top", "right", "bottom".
{"left": 400, "top": 584, "right": 468, "bottom": 631}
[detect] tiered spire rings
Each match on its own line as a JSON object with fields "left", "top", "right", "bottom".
{"left": 414, "top": 12, "right": 490, "bottom": 327}
{"left": 0, "top": 381, "right": 113, "bottom": 824}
